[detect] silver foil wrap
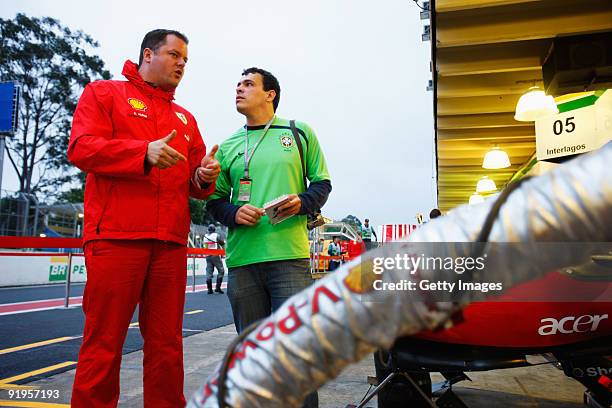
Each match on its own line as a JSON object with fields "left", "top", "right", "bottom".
{"left": 188, "top": 142, "right": 612, "bottom": 408}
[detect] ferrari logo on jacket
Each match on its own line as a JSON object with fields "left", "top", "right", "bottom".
{"left": 176, "top": 112, "right": 188, "bottom": 125}
{"left": 127, "top": 98, "right": 147, "bottom": 111}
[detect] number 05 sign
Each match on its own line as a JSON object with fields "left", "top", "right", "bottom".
{"left": 535, "top": 90, "right": 612, "bottom": 162}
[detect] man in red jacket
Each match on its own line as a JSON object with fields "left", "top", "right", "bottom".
{"left": 68, "top": 29, "right": 219, "bottom": 408}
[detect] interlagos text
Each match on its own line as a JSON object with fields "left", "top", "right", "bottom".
{"left": 372, "top": 254, "right": 487, "bottom": 275}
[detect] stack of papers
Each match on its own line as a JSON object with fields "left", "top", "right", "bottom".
{"left": 263, "top": 195, "right": 294, "bottom": 225}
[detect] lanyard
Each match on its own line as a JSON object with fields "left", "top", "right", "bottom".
{"left": 243, "top": 116, "right": 275, "bottom": 179}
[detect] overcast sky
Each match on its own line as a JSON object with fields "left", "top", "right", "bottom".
{"left": 1, "top": 0, "right": 436, "bottom": 225}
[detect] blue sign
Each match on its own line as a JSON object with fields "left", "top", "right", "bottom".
{"left": 0, "top": 81, "right": 19, "bottom": 134}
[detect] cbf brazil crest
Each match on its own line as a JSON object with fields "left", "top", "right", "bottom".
{"left": 280, "top": 135, "right": 294, "bottom": 149}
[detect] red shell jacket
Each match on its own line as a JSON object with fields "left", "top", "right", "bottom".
{"left": 68, "top": 60, "right": 215, "bottom": 245}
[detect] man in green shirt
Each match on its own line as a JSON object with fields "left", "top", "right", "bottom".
{"left": 206, "top": 67, "right": 331, "bottom": 408}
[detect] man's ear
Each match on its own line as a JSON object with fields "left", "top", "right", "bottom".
{"left": 142, "top": 48, "right": 153, "bottom": 64}
{"left": 266, "top": 89, "right": 276, "bottom": 103}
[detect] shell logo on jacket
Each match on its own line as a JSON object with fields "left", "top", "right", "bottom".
{"left": 128, "top": 97, "right": 147, "bottom": 111}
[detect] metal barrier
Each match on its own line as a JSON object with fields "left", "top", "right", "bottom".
{"left": 185, "top": 247, "right": 225, "bottom": 292}
{"left": 310, "top": 254, "right": 357, "bottom": 276}
{"left": 0, "top": 236, "right": 225, "bottom": 308}
{"left": 0, "top": 191, "right": 40, "bottom": 237}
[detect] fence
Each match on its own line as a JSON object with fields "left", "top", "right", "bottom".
{"left": 0, "top": 191, "right": 40, "bottom": 236}
{"left": 0, "top": 236, "right": 225, "bottom": 308}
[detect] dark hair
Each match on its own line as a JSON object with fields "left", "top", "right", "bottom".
{"left": 429, "top": 208, "right": 442, "bottom": 219}
{"left": 242, "top": 67, "right": 281, "bottom": 112}
{"left": 139, "top": 29, "right": 189, "bottom": 66}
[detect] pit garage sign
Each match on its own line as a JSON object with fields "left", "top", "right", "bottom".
{"left": 536, "top": 90, "right": 611, "bottom": 162}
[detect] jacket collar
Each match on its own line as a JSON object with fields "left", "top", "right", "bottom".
{"left": 122, "top": 60, "right": 175, "bottom": 101}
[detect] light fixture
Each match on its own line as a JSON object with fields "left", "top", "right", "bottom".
{"left": 482, "top": 147, "right": 511, "bottom": 169}
{"left": 78, "top": 213, "right": 84, "bottom": 218}
{"left": 39, "top": 233, "right": 47, "bottom": 238}
{"left": 514, "top": 86, "right": 559, "bottom": 122}
{"left": 476, "top": 176, "right": 497, "bottom": 193}
{"left": 469, "top": 193, "right": 484, "bottom": 205}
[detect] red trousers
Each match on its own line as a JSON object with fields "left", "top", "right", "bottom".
{"left": 71, "top": 240, "right": 187, "bottom": 408}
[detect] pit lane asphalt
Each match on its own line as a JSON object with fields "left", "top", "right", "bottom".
{"left": 0, "top": 277, "right": 232, "bottom": 384}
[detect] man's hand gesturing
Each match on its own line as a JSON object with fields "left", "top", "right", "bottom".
{"left": 235, "top": 204, "right": 265, "bottom": 226}
{"left": 196, "top": 144, "right": 221, "bottom": 184}
{"left": 146, "top": 130, "right": 186, "bottom": 169}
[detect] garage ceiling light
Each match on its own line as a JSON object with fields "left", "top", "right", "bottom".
{"left": 476, "top": 176, "right": 497, "bottom": 193}
{"left": 514, "top": 86, "right": 559, "bottom": 122}
{"left": 483, "top": 147, "right": 511, "bottom": 169}
{"left": 469, "top": 193, "right": 485, "bottom": 205}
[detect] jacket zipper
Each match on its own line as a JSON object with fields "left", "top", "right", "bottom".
{"left": 151, "top": 98, "right": 160, "bottom": 236}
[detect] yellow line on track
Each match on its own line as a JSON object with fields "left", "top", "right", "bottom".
{"left": 0, "top": 338, "right": 76, "bottom": 356}
{"left": 0, "top": 400, "right": 70, "bottom": 407}
{"left": 0, "top": 362, "right": 76, "bottom": 385}
{"left": 185, "top": 310, "right": 203, "bottom": 315}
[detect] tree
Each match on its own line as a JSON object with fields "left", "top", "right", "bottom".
{"left": 341, "top": 214, "right": 362, "bottom": 231}
{"left": 57, "top": 171, "right": 86, "bottom": 203}
{"left": 0, "top": 14, "right": 110, "bottom": 199}
{"left": 189, "top": 198, "right": 216, "bottom": 226}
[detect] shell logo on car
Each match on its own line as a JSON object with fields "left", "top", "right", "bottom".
{"left": 343, "top": 260, "right": 377, "bottom": 294}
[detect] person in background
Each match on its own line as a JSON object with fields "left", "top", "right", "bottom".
{"left": 327, "top": 237, "right": 341, "bottom": 271}
{"left": 313, "top": 238, "right": 325, "bottom": 253}
{"left": 204, "top": 224, "right": 226, "bottom": 294}
{"left": 361, "top": 218, "right": 378, "bottom": 251}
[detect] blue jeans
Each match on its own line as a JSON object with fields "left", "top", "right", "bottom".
{"left": 227, "top": 258, "right": 312, "bottom": 331}
{"left": 227, "top": 258, "right": 318, "bottom": 408}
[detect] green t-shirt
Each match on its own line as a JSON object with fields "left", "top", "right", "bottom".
{"left": 209, "top": 117, "right": 330, "bottom": 268}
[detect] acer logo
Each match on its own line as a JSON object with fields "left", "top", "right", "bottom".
{"left": 538, "top": 314, "right": 608, "bottom": 336}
